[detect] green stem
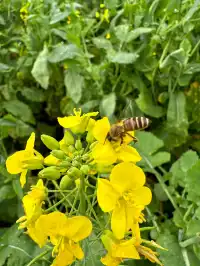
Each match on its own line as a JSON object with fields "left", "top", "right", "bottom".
{"left": 180, "top": 235, "right": 200, "bottom": 248}
{"left": 26, "top": 249, "right": 51, "bottom": 266}
{"left": 183, "top": 203, "right": 194, "bottom": 222}
{"left": 79, "top": 174, "right": 86, "bottom": 214}
{"left": 190, "top": 39, "right": 200, "bottom": 57}
{"left": 142, "top": 153, "right": 182, "bottom": 216}
{"left": 181, "top": 248, "right": 190, "bottom": 266}
{"left": 140, "top": 226, "right": 155, "bottom": 232}
{"left": 146, "top": 207, "right": 161, "bottom": 233}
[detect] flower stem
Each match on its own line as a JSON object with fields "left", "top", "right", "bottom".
{"left": 79, "top": 174, "right": 86, "bottom": 215}
{"left": 26, "top": 249, "right": 51, "bottom": 266}
{"left": 180, "top": 235, "right": 200, "bottom": 248}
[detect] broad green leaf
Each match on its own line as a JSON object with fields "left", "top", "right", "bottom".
{"left": 109, "top": 52, "right": 139, "bottom": 64}
{"left": 21, "top": 88, "right": 45, "bottom": 102}
{"left": 0, "top": 15, "right": 5, "bottom": 25}
{"left": 170, "top": 150, "right": 198, "bottom": 187}
{"left": 160, "top": 48, "right": 186, "bottom": 69}
{"left": 136, "top": 91, "right": 165, "bottom": 118}
{"left": 48, "top": 44, "right": 79, "bottom": 63}
{"left": 183, "top": 0, "right": 200, "bottom": 22}
{"left": 50, "top": 10, "right": 69, "bottom": 24}
{"left": 114, "top": 24, "right": 129, "bottom": 42}
{"left": 64, "top": 70, "right": 83, "bottom": 103}
{"left": 180, "top": 39, "right": 192, "bottom": 55}
{"left": 187, "top": 220, "right": 200, "bottom": 236}
{"left": 150, "top": 152, "right": 171, "bottom": 168}
{"left": 12, "top": 179, "right": 23, "bottom": 200}
{"left": 186, "top": 160, "right": 200, "bottom": 201}
{"left": 0, "top": 185, "right": 16, "bottom": 203}
{"left": 51, "top": 29, "right": 67, "bottom": 40}
{"left": 157, "top": 231, "right": 185, "bottom": 266}
{"left": 167, "top": 92, "right": 188, "bottom": 129}
{"left": 0, "top": 63, "right": 12, "bottom": 72}
{"left": 173, "top": 209, "right": 185, "bottom": 228}
{"left": 126, "top": 27, "right": 154, "bottom": 42}
{"left": 100, "top": 93, "right": 116, "bottom": 117}
{"left": 92, "top": 38, "right": 112, "bottom": 50}
{"left": 31, "top": 46, "right": 49, "bottom": 90}
{"left": 154, "top": 183, "right": 168, "bottom": 201}
{"left": 3, "top": 100, "right": 35, "bottom": 124}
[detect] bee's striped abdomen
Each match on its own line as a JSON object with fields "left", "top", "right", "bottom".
{"left": 123, "top": 117, "right": 150, "bottom": 131}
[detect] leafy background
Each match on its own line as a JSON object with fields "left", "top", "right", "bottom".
{"left": 1, "top": 0, "right": 200, "bottom": 265}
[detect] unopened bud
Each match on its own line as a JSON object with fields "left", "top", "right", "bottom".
{"left": 51, "top": 150, "right": 66, "bottom": 159}
{"left": 59, "top": 160, "right": 71, "bottom": 168}
{"left": 44, "top": 154, "right": 60, "bottom": 166}
{"left": 22, "top": 158, "right": 43, "bottom": 170}
{"left": 89, "top": 141, "right": 97, "bottom": 150}
{"left": 60, "top": 175, "right": 73, "bottom": 190}
{"left": 82, "top": 154, "right": 90, "bottom": 161}
{"left": 64, "top": 130, "right": 74, "bottom": 145}
{"left": 67, "top": 166, "right": 82, "bottom": 180}
{"left": 80, "top": 165, "right": 90, "bottom": 175}
{"left": 38, "top": 166, "right": 60, "bottom": 180}
{"left": 68, "top": 145, "right": 75, "bottom": 153}
{"left": 41, "top": 134, "right": 60, "bottom": 150}
{"left": 72, "top": 160, "right": 81, "bottom": 168}
{"left": 86, "top": 131, "right": 95, "bottom": 143}
{"left": 75, "top": 139, "right": 82, "bottom": 150}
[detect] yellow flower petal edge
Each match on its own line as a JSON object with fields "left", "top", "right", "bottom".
{"left": 93, "top": 117, "right": 110, "bottom": 143}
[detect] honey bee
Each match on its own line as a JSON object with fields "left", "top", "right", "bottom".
{"left": 107, "top": 117, "right": 151, "bottom": 143}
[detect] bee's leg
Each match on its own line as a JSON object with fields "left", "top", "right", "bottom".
{"left": 120, "top": 136, "right": 123, "bottom": 145}
{"left": 126, "top": 133, "right": 138, "bottom": 143}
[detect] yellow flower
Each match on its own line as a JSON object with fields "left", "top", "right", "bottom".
{"left": 97, "top": 162, "right": 152, "bottom": 239}
{"left": 103, "top": 9, "right": 109, "bottom": 23}
{"left": 101, "top": 230, "right": 140, "bottom": 266}
{"left": 92, "top": 117, "right": 141, "bottom": 165}
{"left": 36, "top": 212, "right": 92, "bottom": 266}
{"left": 6, "top": 132, "right": 43, "bottom": 187}
{"left": 58, "top": 108, "right": 98, "bottom": 134}
{"left": 106, "top": 33, "right": 111, "bottom": 39}
{"left": 17, "top": 180, "right": 47, "bottom": 247}
{"left": 20, "top": 3, "right": 29, "bottom": 22}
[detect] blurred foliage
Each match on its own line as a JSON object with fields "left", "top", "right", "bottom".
{"left": 1, "top": 0, "right": 200, "bottom": 265}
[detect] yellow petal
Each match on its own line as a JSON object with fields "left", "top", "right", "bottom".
{"left": 92, "top": 142, "right": 117, "bottom": 165}
{"left": 111, "top": 200, "right": 126, "bottom": 239}
{"left": 97, "top": 179, "right": 119, "bottom": 212}
{"left": 25, "top": 132, "right": 35, "bottom": 151}
{"left": 83, "top": 111, "right": 99, "bottom": 117}
{"left": 86, "top": 118, "right": 96, "bottom": 131}
{"left": 122, "top": 131, "right": 135, "bottom": 144}
{"left": 93, "top": 117, "right": 110, "bottom": 143}
{"left": 117, "top": 145, "right": 141, "bottom": 163}
{"left": 113, "top": 242, "right": 140, "bottom": 259}
{"left": 110, "top": 162, "right": 146, "bottom": 191}
{"left": 6, "top": 151, "right": 25, "bottom": 174}
{"left": 101, "top": 254, "right": 122, "bottom": 266}
{"left": 44, "top": 154, "right": 60, "bottom": 166}
{"left": 57, "top": 116, "right": 81, "bottom": 128}
{"left": 20, "top": 169, "right": 28, "bottom": 188}
{"left": 51, "top": 246, "right": 74, "bottom": 266}
{"left": 69, "top": 242, "right": 84, "bottom": 260}
{"left": 132, "top": 186, "right": 152, "bottom": 206}
{"left": 36, "top": 212, "right": 68, "bottom": 236}
{"left": 27, "top": 224, "right": 47, "bottom": 248}
{"left": 64, "top": 216, "right": 92, "bottom": 241}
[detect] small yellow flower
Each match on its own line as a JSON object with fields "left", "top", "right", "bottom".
{"left": 97, "top": 162, "right": 152, "bottom": 239}
{"left": 36, "top": 212, "right": 92, "bottom": 266}
{"left": 20, "top": 3, "right": 29, "bottom": 22}
{"left": 101, "top": 230, "right": 140, "bottom": 266}
{"left": 58, "top": 108, "right": 98, "bottom": 134}
{"left": 67, "top": 16, "right": 71, "bottom": 24}
{"left": 17, "top": 180, "right": 47, "bottom": 247}
{"left": 106, "top": 33, "right": 111, "bottom": 39}
{"left": 92, "top": 117, "right": 141, "bottom": 165}
{"left": 103, "top": 9, "right": 109, "bottom": 23}
{"left": 6, "top": 133, "right": 43, "bottom": 187}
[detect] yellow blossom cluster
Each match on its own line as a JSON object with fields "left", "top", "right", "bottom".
{"left": 6, "top": 108, "right": 164, "bottom": 266}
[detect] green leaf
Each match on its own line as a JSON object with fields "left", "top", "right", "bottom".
{"left": 12, "top": 179, "right": 23, "bottom": 200}
{"left": 100, "top": 93, "right": 116, "bottom": 117}
{"left": 150, "top": 152, "right": 171, "bottom": 168}
{"left": 48, "top": 44, "right": 79, "bottom": 63}
{"left": 21, "top": 88, "right": 45, "bottom": 102}
{"left": 160, "top": 48, "right": 186, "bottom": 69}
{"left": 157, "top": 231, "right": 185, "bottom": 266}
{"left": 0, "top": 185, "right": 16, "bottom": 203}
{"left": 64, "top": 70, "right": 84, "bottom": 103}
{"left": 185, "top": 160, "right": 200, "bottom": 201}
{"left": 109, "top": 52, "right": 139, "bottom": 64}
{"left": 50, "top": 10, "right": 70, "bottom": 24}
{"left": 154, "top": 183, "right": 168, "bottom": 201}
{"left": 3, "top": 100, "right": 35, "bottom": 124}
{"left": 0, "top": 63, "right": 12, "bottom": 72}
{"left": 31, "top": 46, "right": 49, "bottom": 90}
{"left": 114, "top": 24, "right": 129, "bottom": 42}
{"left": 126, "top": 27, "right": 154, "bottom": 42}
{"left": 187, "top": 220, "right": 200, "bottom": 236}
{"left": 92, "top": 37, "right": 112, "bottom": 50}
{"left": 183, "top": 0, "right": 200, "bottom": 22}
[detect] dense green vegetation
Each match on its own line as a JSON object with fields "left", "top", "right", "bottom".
{"left": 1, "top": 0, "right": 200, "bottom": 265}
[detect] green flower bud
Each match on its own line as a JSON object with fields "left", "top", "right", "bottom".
{"left": 41, "top": 134, "right": 60, "bottom": 150}
{"left": 86, "top": 131, "right": 95, "bottom": 143}
{"left": 38, "top": 166, "right": 60, "bottom": 180}
{"left": 22, "top": 158, "right": 43, "bottom": 170}
{"left": 75, "top": 139, "right": 82, "bottom": 150}
{"left": 68, "top": 167, "right": 82, "bottom": 180}
{"left": 64, "top": 130, "right": 74, "bottom": 145}
{"left": 51, "top": 150, "right": 66, "bottom": 159}
{"left": 72, "top": 160, "right": 81, "bottom": 168}
{"left": 68, "top": 145, "right": 75, "bottom": 153}
{"left": 60, "top": 175, "right": 73, "bottom": 190}
{"left": 89, "top": 142, "right": 97, "bottom": 150}
{"left": 80, "top": 165, "right": 90, "bottom": 175}
{"left": 82, "top": 154, "right": 90, "bottom": 161}
{"left": 158, "top": 92, "right": 168, "bottom": 104}
{"left": 59, "top": 161, "right": 71, "bottom": 168}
